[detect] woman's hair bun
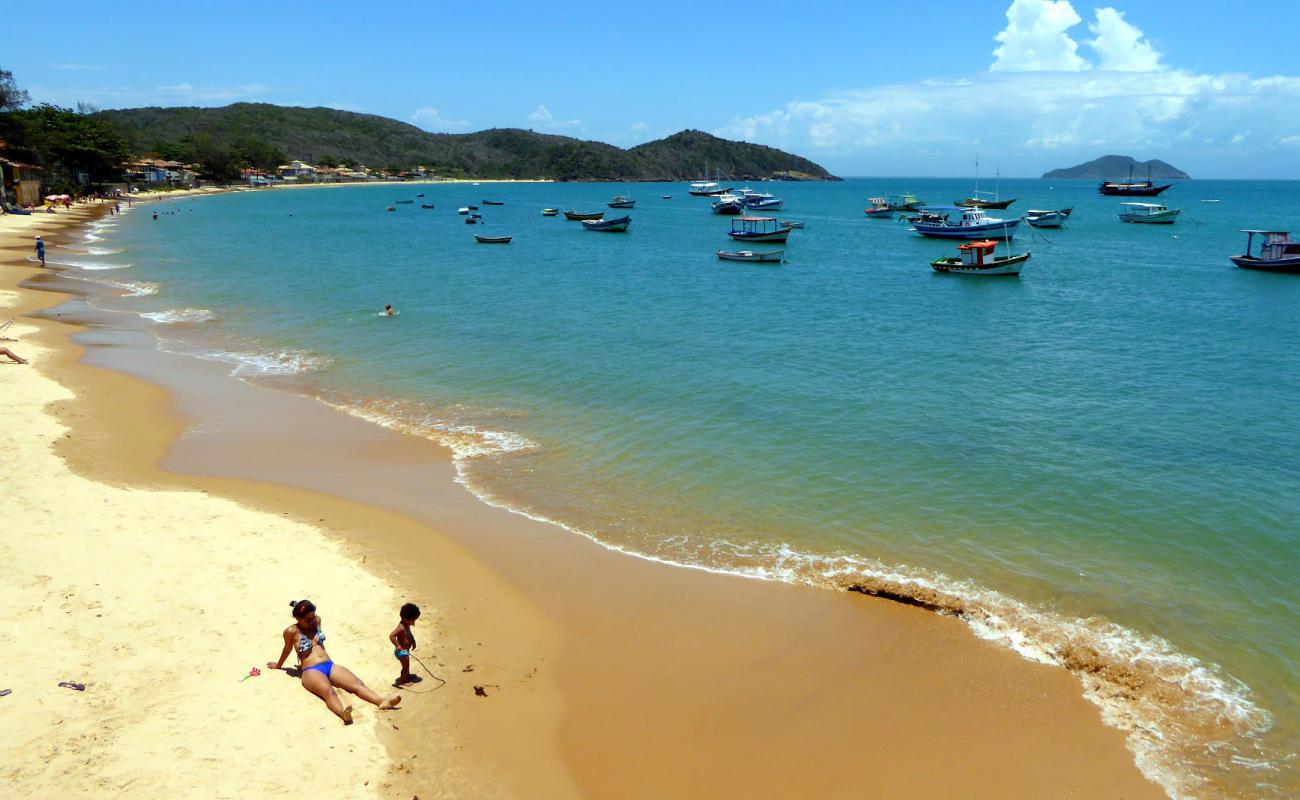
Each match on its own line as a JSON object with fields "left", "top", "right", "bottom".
{"left": 289, "top": 600, "right": 299, "bottom": 607}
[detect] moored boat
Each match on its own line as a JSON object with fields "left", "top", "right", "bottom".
{"left": 911, "top": 206, "right": 1019, "bottom": 239}
{"left": 420, "top": 204, "right": 435, "bottom": 209}
{"left": 582, "top": 215, "right": 631, "bottom": 232}
{"left": 1230, "top": 230, "right": 1300, "bottom": 273}
{"left": 394, "top": 200, "right": 414, "bottom": 204}
{"left": 711, "top": 194, "right": 745, "bottom": 215}
{"left": 1023, "top": 208, "right": 1070, "bottom": 228}
{"left": 955, "top": 193, "right": 1016, "bottom": 210}
{"left": 541, "top": 208, "right": 559, "bottom": 216}
{"left": 864, "top": 197, "right": 893, "bottom": 218}
{"left": 608, "top": 195, "right": 636, "bottom": 209}
{"left": 1099, "top": 166, "right": 1173, "bottom": 196}
{"left": 930, "top": 240, "right": 1029, "bottom": 276}
{"left": 742, "top": 195, "right": 783, "bottom": 211}
{"left": 728, "top": 216, "right": 790, "bottom": 243}
{"left": 457, "top": 207, "right": 470, "bottom": 215}
{"left": 1118, "top": 202, "right": 1180, "bottom": 224}
{"left": 717, "top": 249, "right": 784, "bottom": 263}
{"left": 482, "top": 200, "right": 504, "bottom": 206}
{"left": 887, "top": 192, "right": 925, "bottom": 211}
{"left": 564, "top": 210, "right": 604, "bottom": 221}
{"left": 475, "top": 234, "right": 512, "bottom": 244}
{"left": 464, "top": 213, "right": 482, "bottom": 224}
{"left": 689, "top": 180, "right": 730, "bottom": 197}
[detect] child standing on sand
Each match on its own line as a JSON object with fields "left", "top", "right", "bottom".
{"left": 389, "top": 603, "right": 421, "bottom": 685}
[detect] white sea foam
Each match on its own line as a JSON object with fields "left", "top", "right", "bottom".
{"left": 199, "top": 347, "right": 334, "bottom": 378}
{"left": 54, "top": 258, "right": 134, "bottom": 271}
{"left": 141, "top": 308, "right": 217, "bottom": 325}
{"left": 319, "top": 396, "right": 537, "bottom": 460}
{"left": 99, "top": 278, "right": 160, "bottom": 297}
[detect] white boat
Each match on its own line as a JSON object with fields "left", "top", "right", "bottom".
{"left": 1230, "top": 230, "right": 1300, "bottom": 273}
{"left": 689, "top": 180, "right": 729, "bottom": 197}
{"left": 711, "top": 193, "right": 746, "bottom": 215}
{"left": 1118, "top": 202, "right": 1180, "bottom": 224}
{"left": 930, "top": 240, "right": 1029, "bottom": 276}
{"left": 717, "top": 249, "right": 784, "bottom": 264}
{"left": 911, "top": 206, "right": 1020, "bottom": 239}
{"left": 1023, "top": 208, "right": 1071, "bottom": 228}
{"left": 608, "top": 194, "right": 636, "bottom": 209}
{"left": 457, "top": 207, "right": 470, "bottom": 215}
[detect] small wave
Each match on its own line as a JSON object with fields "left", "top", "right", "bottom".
{"left": 200, "top": 347, "right": 334, "bottom": 378}
{"left": 101, "top": 278, "right": 160, "bottom": 297}
{"left": 319, "top": 395, "right": 537, "bottom": 460}
{"left": 86, "top": 246, "right": 127, "bottom": 255}
{"left": 53, "top": 258, "right": 134, "bottom": 271}
{"left": 141, "top": 308, "right": 217, "bottom": 325}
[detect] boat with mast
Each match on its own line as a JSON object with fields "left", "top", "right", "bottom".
{"left": 1099, "top": 164, "right": 1173, "bottom": 196}
{"left": 955, "top": 157, "right": 1016, "bottom": 209}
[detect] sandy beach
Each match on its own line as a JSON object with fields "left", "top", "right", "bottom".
{"left": 0, "top": 201, "right": 1168, "bottom": 798}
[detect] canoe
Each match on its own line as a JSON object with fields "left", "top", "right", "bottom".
{"left": 420, "top": 204, "right": 435, "bottom": 209}
{"left": 475, "top": 235, "right": 512, "bottom": 244}
{"left": 564, "top": 210, "right": 604, "bottom": 221}
{"left": 582, "top": 215, "right": 631, "bottom": 232}
{"left": 717, "top": 250, "right": 784, "bottom": 263}
{"left": 394, "top": 200, "right": 414, "bottom": 204}
{"left": 482, "top": 200, "right": 504, "bottom": 206}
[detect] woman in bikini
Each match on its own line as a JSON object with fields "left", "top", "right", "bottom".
{"left": 268, "top": 599, "right": 400, "bottom": 724}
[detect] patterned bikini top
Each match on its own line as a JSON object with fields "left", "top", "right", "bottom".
{"left": 296, "top": 627, "right": 325, "bottom": 654}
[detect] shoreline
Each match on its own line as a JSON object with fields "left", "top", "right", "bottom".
{"left": 2, "top": 204, "right": 1169, "bottom": 798}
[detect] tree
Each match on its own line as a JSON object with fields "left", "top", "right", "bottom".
{"left": 0, "top": 68, "right": 29, "bottom": 111}
{"left": 6, "top": 104, "right": 132, "bottom": 184}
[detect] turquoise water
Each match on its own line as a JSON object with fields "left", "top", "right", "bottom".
{"left": 73, "top": 179, "right": 1297, "bottom": 797}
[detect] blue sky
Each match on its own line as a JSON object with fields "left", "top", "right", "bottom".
{"left": 6, "top": 0, "right": 1299, "bottom": 177}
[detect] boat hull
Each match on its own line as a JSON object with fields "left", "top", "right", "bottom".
{"left": 931, "top": 252, "right": 1029, "bottom": 276}
{"left": 474, "top": 235, "right": 512, "bottom": 244}
{"left": 727, "top": 229, "right": 790, "bottom": 243}
{"left": 913, "top": 219, "right": 1020, "bottom": 239}
{"left": 864, "top": 208, "right": 893, "bottom": 218}
{"left": 564, "top": 211, "right": 604, "bottom": 221}
{"left": 743, "top": 199, "right": 783, "bottom": 211}
{"left": 1119, "top": 210, "right": 1180, "bottom": 223}
{"left": 717, "top": 249, "right": 784, "bottom": 263}
{"left": 608, "top": 201, "right": 636, "bottom": 209}
{"left": 711, "top": 201, "right": 745, "bottom": 215}
{"left": 1100, "top": 183, "right": 1172, "bottom": 196}
{"left": 1025, "top": 212, "right": 1065, "bottom": 228}
{"left": 1230, "top": 255, "right": 1300, "bottom": 273}
{"left": 582, "top": 215, "right": 631, "bottom": 232}
{"left": 956, "top": 198, "right": 1016, "bottom": 209}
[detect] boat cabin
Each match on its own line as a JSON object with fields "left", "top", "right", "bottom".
{"left": 867, "top": 197, "right": 888, "bottom": 210}
{"left": 1242, "top": 230, "right": 1298, "bottom": 259}
{"left": 958, "top": 240, "right": 999, "bottom": 266}
{"left": 731, "top": 216, "right": 781, "bottom": 236}
{"left": 1119, "top": 202, "right": 1169, "bottom": 215}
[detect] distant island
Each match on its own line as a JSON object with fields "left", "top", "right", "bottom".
{"left": 93, "top": 103, "right": 839, "bottom": 183}
{"left": 1042, "top": 155, "right": 1189, "bottom": 180}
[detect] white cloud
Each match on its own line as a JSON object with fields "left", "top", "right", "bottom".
{"left": 991, "top": 0, "right": 1087, "bottom": 72}
{"left": 411, "top": 106, "right": 471, "bottom": 132}
{"left": 1087, "top": 8, "right": 1163, "bottom": 71}
{"left": 527, "top": 104, "right": 583, "bottom": 131}
{"left": 1229, "top": 134, "right": 1246, "bottom": 144}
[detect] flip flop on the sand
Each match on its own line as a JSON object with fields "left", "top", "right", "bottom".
{"left": 0, "top": 689, "right": 12, "bottom": 697}
{"left": 57, "top": 681, "right": 86, "bottom": 691}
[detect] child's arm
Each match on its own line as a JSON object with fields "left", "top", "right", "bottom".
{"left": 389, "top": 625, "right": 403, "bottom": 649}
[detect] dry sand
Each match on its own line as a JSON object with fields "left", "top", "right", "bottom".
{"left": 0, "top": 202, "right": 1169, "bottom": 799}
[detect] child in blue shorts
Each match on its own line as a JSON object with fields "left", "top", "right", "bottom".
{"left": 389, "top": 602, "right": 421, "bottom": 685}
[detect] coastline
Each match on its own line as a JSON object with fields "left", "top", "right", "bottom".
{"left": 1, "top": 203, "right": 1167, "bottom": 798}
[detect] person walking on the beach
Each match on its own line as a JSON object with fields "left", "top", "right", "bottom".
{"left": 389, "top": 603, "right": 421, "bottom": 686}
{"left": 267, "top": 599, "right": 401, "bottom": 725}
{"left": 33, "top": 236, "right": 45, "bottom": 267}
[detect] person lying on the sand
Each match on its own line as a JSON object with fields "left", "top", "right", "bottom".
{"left": 267, "top": 599, "right": 400, "bottom": 725}
{"left": 1, "top": 346, "right": 28, "bottom": 364}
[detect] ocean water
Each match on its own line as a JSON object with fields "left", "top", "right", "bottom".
{"left": 69, "top": 180, "right": 1297, "bottom": 797}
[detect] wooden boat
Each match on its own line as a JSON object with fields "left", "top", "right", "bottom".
{"left": 420, "top": 204, "right": 436, "bottom": 209}
{"left": 582, "top": 215, "right": 631, "bottom": 232}
{"left": 911, "top": 206, "right": 1019, "bottom": 239}
{"left": 955, "top": 158, "right": 1014, "bottom": 209}
{"left": 728, "top": 216, "right": 790, "bottom": 243}
{"left": 564, "top": 210, "right": 604, "bottom": 221}
{"left": 1118, "top": 202, "right": 1180, "bottom": 224}
{"left": 931, "top": 240, "right": 1029, "bottom": 276}
{"left": 608, "top": 195, "right": 636, "bottom": 209}
{"left": 779, "top": 220, "right": 805, "bottom": 229}
{"left": 482, "top": 200, "right": 504, "bottom": 206}
{"left": 386, "top": 206, "right": 396, "bottom": 212}
{"left": 1100, "top": 166, "right": 1173, "bottom": 196}
{"left": 541, "top": 208, "right": 559, "bottom": 216}
{"left": 475, "top": 234, "right": 512, "bottom": 244}
{"left": 887, "top": 193, "right": 925, "bottom": 211}
{"left": 711, "top": 194, "right": 745, "bottom": 215}
{"left": 1230, "top": 230, "right": 1300, "bottom": 273}
{"left": 395, "top": 200, "right": 414, "bottom": 204}
{"left": 1023, "top": 208, "right": 1070, "bottom": 228}
{"left": 717, "top": 249, "right": 784, "bottom": 264}
{"left": 864, "top": 197, "right": 893, "bottom": 218}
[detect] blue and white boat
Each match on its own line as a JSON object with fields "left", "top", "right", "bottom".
{"left": 582, "top": 215, "right": 631, "bottom": 232}
{"left": 910, "top": 206, "right": 1019, "bottom": 240}
{"left": 711, "top": 193, "right": 746, "bottom": 215}
{"left": 742, "top": 194, "right": 784, "bottom": 211}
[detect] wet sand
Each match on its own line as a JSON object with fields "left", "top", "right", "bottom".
{"left": 1, "top": 202, "right": 1165, "bottom": 798}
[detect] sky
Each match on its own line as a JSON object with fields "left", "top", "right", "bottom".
{"left": 6, "top": 0, "right": 1299, "bottom": 178}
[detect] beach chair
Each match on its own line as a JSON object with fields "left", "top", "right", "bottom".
{"left": 0, "top": 318, "right": 15, "bottom": 341}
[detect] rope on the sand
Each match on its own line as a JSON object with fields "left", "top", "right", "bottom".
{"left": 397, "top": 652, "right": 447, "bottom": 694}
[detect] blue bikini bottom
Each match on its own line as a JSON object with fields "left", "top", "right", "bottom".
{"left": 302, "top": 660, "right": 334, "bottom": 677}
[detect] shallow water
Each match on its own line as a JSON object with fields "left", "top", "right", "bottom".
{"left": 73, "top": 180, "right": 1298, "bottom": 797}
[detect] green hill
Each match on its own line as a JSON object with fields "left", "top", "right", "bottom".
{"left": 1042, "top": 155, "right": 1189, "bottom": 180}
{"left": 94, "top": 103, "right": 838, "bottom": 182}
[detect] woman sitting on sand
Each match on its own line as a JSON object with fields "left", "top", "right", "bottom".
{"left": 267, "top": 599, "right": 400, "bottom": 724}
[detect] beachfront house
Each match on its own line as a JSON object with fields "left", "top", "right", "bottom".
{"left": 125, "top": 159, "right": 196, "bottom": 187}
{"left": 0, "top": 155, "right": 45, "bottom": 207}
{"left": 277, "top": 160, "right": 317, "bottom": 180}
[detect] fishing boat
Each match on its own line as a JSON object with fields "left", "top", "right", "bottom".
{"left": 464, "top": 213, "right": 482, "bottom": 224}
{"left": 582, "top": 215, "right": 631, "bottom": 232}
{"left": 457, "top": 207, "right": 470, "bottom": 215}
{"left": 911, "top": 206, "right": 1019, "bottom": 239}
{"left": 930, "top": 239, "right": 1029, "bottom": 276}
{"left": 608, "top": 195, "right": 636, "bottom": 209}
{"left": 864, "top": 197, "right": 893, "bottom": 218}
{"left": 887, "top": 193, "right": 925, "bottom": 211}
{"left": 386, "top": 206, "right": 396, "bottom": 212}
{"left": 468, "top": 205, "right": 479, "bottom": 210}
{"left": 395, "top": 200, "right": 414, "bottom": 204}
{"left": 475, "top": 234, "right": 512, "bottom": 244}
{"left": 688, "top": 174, "right": 730, "bottom": 196}
{"left": 728, "top": 216, "right": 790, "bottom": 243}
{"left": 1023, "top": 208, "right": 1071, "bottom": 228}
{"left": 710, "top": 194, "right": 746, "bottom": 215}
{"left": 1099, "top": 165, "right": 1173, "bottom": 196}
{"left": 482, "top": 200, "right": 504, "bottom": 206}
{"left": 420, "top": 204, "right": 436, "bottom": 209}
{"left": 742, "top": 195, "right": 783, "bottom": 211}
{"left": 717, "top": 249, "right": 784, "bottom": 264}
{"left": 1230, "top": 230, "right": 1300, "bottom": 273}
{"left": 564, "top": 210, "right": 604, "bottom": 221}
{"left": 541, "top": 208, "right": 559, "bottom": 216}
{"left": 661, "top": 195, "right": 672, "bottom": 199}
{"left": 1118, "top": 202, "right": 1180, "bottom": 224}
{"left": 779, "top": 220, "right": 805, "bottom": 229}
{"left": 955, "top": 158, "right": 1015, "bottom": 209}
